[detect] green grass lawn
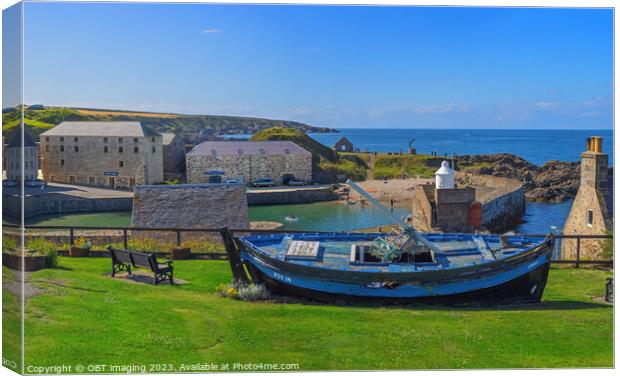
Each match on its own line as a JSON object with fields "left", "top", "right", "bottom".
{"left": 3, "top": 259, "right": 613, "bottom": 372}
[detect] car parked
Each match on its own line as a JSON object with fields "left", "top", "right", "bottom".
{"left": 253, "top": 179, "right": 274, "bottom": 188}
{"left": 287, "top": 180, "right": 306, "bottom": 186}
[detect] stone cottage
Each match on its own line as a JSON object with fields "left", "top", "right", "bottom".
{"left": 562, "top": 136, "right": 613, "bottom": 259}
{"left": 5, "top": 127, "right": 39, "bottom": 182}
{"left": 333, "top": 136, "right": 354, "bottom": 152}
{"left": 186, "top": 141, "right": 312, "bottom": 185}
{"left": 40, "top": 121, "right": 163, "bottom": 188}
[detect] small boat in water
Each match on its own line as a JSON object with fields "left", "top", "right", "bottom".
{"left": 235, "top": 180, "right": 553, "bottom": 304}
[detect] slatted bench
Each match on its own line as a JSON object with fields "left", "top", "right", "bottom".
{"left": 107, "top": 246, "right": 174, "bottom": 285}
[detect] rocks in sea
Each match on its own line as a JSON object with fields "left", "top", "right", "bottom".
{"left": 455, "top": 154, "right": 581, "bottom": 202}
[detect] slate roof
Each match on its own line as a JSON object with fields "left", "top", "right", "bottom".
{"left": 188, "top": 141, "right": 310, "bottom": 156}
{"left": 131, "top": 184, "right": 250, "bottom": 229}
{"left": 8, "top": 127, "right": 37, "bottom": 148}
{"left": 41, "top": 121, "right": 161, "bottom": 138}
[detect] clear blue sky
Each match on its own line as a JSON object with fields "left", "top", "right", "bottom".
{"left": 9, "top": 3, "right": 615, "bottom": 129}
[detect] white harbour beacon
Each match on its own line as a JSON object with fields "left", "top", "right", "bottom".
{"left": 435, "top": 160, "right": 455, "bottom": 189}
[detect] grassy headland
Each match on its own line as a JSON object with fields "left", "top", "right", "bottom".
{"left": 4, "top": 259, "right": 612, "bottom": 371}
{"left": 1, "top": 106, "right": 336, "bottom": 141}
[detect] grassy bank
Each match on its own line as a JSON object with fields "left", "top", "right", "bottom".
{"left": 3, "top": 259, "right": 612, "bottom": 371}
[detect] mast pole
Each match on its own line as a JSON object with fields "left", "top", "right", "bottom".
{"left": 345, "top": 179, "right": 442, "bottom": 253}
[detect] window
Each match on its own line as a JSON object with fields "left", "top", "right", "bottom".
{"left": 45, "top": 137, "right": 49, "bottom": 141}
{"left": 60, "top": 159, "right": 65, "bottom": 166}
{"left": 238, "top": 149, "right": 244, "bottom": 155}
{"left": 60, "top": 137, "right": 64, "bottom": 142}
{"left": 259, "top": 149, "right": 266, "bottom": 155}
{"left": 45, "top": 145, "right": 49, "bottom": 152}
{"left": 586, "top": 209, "right": 593, "bottom": 227}
{"left": 119, "top": 161, "right": 124, "bottom": 168}
{"left": 152, "top": 146, "right": 156, "bottom": 153}
{"left": 134, "top": 147, "right": 139, "bottom": 153}
{"left": 74, "top": 146, "right": 79, "bottom": 152}
{"left": 60, "top": 145, "right": 64, "bottom": 152}
{"left": 118, "top": 138, "right": 123, "bottom": 143}
{"left": 104, "top": 137, "right": 108, "bottom": 143}
{"left": 134, "top": 138, "right": 138, "bottom": 143}
{"left": 284, "top": 148, "right": 290, "bottom": 154}
{"left": 89, "top": 177, "right": 95, "bottom": 185}
{"left": 104, "top": 146, "right": 108, "bottom": 153}
{"left": 74, "top": 137, "right": 78, "bottom": 142}
{"left": 152, "top": 137, "right": 155, "bottom": 142}
{"left": 119, "top": 146, "right": 124, "bottom": 153}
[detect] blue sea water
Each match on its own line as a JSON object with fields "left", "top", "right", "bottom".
{"left": 309, "top": 128, "right": 613, "bottom": 166}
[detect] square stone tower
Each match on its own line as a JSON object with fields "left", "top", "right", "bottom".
{"left": 562, "top": 136, "right": 613, "bottom": 259}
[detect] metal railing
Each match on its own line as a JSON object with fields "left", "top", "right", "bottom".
{"left": 2, "top": 224, "right": 613, "bottom": 267}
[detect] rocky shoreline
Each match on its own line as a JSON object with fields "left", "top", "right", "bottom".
{"left": 454, "top": 153, "right": 598, "bottom": 202}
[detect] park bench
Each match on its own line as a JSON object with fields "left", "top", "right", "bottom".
{"left": 107, "top": 246, "right": 174, "bottom": 285}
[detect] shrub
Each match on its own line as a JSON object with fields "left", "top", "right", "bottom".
{"left": 237, "top": 284, "right": 271, "bottom": 301}
{"left": 24, "top": 238, "right": 58, "bottom": 268}
{"left": 216, "top": 282, "right": 270, "bottom": 301}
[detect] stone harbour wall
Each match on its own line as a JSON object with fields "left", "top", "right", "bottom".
{"left": 3, "top": 193, "right": 132, "bottom": 219}
{"left": 481, "top": 186, "right": 525, "bottom": 233}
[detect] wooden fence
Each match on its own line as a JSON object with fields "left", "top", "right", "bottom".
{"left": 2, "top": 224, "right": 613, "bottom": 267}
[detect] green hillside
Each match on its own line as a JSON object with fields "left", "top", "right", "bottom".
{"left": 251, "top": 127, "right": 367, "bottom": 183}
{"left": 1, "top": 106, "right": 336, "bottom": 142}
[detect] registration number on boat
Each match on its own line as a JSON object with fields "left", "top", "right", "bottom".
{"left": 273, "top": 272, "right": 292, "bottom": 284}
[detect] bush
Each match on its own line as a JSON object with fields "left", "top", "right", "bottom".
{"left": 24, "top": 238, "right": 58, "bottom": 268}
{"left": 216, "top": 282, "right": 270, "bottom": 301}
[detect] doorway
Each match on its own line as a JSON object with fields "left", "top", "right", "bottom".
{"left": 109, "top": 176, "right": 115, "bottom": 188}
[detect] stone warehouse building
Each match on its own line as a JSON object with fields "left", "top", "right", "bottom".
{"left": 161, "top": 132, "right": 186, "bottom": 180}
{"left": 562, "top": 136, "right": 613, "bottom": 259}
{"left": 186, "top": 141, "right": 312, "bottom": 185}
{"left": 40, "top": 121, "right": 163, "bottom": 188}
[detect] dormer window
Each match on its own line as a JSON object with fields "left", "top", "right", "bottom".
{"left": 260, "top": 149, "right": 266, "bottom": 155}
{"left": 285, "top": 148, "right": 290, "bottom": 154}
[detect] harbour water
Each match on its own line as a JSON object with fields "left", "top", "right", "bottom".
{"left": 11, "top": 199, "right": 570, "bottom": 234}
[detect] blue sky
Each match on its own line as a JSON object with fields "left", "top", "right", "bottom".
{"left": 9, "top": 3, "right": 615, "bottom": 129}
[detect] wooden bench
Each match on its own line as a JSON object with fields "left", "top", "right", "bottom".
{"left": 107, "top": 246, "right": 174, "bottom": 285}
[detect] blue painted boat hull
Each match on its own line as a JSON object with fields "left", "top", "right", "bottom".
{"left": 237, "top": 233, "right": 553, "bottom": 304}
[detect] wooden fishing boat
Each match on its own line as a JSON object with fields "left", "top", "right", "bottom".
{"left": 234, "top": 180, "right": 553, "bottom": 304}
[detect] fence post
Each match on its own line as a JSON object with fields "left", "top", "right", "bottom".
{"left": 176, "top": 230, "right": 181, "bottom": 247}
{"left": 69, "top": 227, "right": 75, "bottom": 245}
{"left": 575, "top": 237, "right": 580, "bottom": 268}
{"left": 123, "top": 229, "right": 128, "bottom": 249}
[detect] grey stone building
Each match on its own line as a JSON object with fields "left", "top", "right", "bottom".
{"left": 186, "top": 141, "right": 312, "bottom": 185}
{"left": 161, "top": 132, "right": 186, "bottom": 180}
{"left": 5, "top": 127, "right": 39, "bottom": 182}
{"left": 333, "top": 136, "right": 354, "bottom": 152}
{"left": 40, "top": 121, "right": 163, "bottom": 189}
{"left": 562, "top": 136, "right": 613, "bottom": 259}
{"left": 131, "top": 184, "right": 249, "bottom": 229}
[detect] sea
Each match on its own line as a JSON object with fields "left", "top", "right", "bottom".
{"left": 308, "top": 128, "right": 614, "bottom": 166}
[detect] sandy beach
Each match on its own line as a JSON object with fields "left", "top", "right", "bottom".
{"left": 350, "top": 177, "right": 434, "bottom": 206}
